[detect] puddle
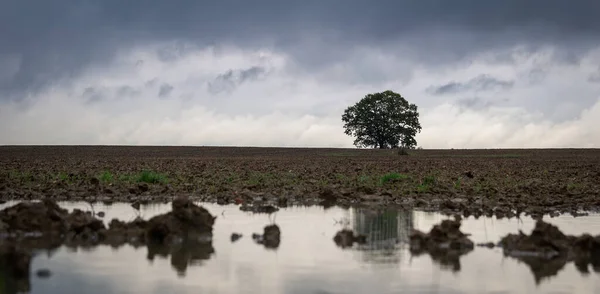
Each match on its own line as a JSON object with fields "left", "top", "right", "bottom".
{"left": 1, "top": 201, "right": 600, "bottom": 294}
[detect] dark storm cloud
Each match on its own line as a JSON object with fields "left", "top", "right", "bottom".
{"left": 82, "top": 85, "right": 141, "bottom": 104}
{"left": 82, "top": 87, "right": 105, "bottom": 104}
{"left": 428, "top": 75, "right": 514, "bottom": 95}
{"left": 207, "top": 66, "right": 266, "bottom": 94}
{"left": 158, "top": 83, "right": 174, "bottom": 98}
{"left": 2, "top": 0, "right": 600, "bottom": 96}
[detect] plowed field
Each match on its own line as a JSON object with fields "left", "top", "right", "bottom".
{"left": 1, "top": 146, "right": 599, "bottom": 218}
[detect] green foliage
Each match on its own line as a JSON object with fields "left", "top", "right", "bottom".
{"left": 417, "top": 175, "right": 436, "bottom": 192}
{"left": 454, "top": 177, "right": 462, "bottom": 189}
{"left": 136, "top": 170, "right": 168, "bottom": 184}
{"left": 380, "top": 172, "right": 410, "bottom": 185}
{"left": 99, "top": 171, "right": 114, "bottom": 183}
{"left": 567, "top": 182, "right": 580, "bottom": 191}
{"left": 422, "top": 175, "right": 436, "bottom": 186}
{"left": 342, "top": 90, "right": 422, "bottom": 149}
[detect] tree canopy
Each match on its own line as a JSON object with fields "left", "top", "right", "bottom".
{"left": 342, "top": 90, "right": 422, "bottom": 149}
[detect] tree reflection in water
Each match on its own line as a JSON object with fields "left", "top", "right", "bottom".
{"left": 349, "top": 208, "right": 414, "bottom": 265}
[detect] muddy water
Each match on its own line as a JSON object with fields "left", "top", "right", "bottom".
{"left": 2, "top": 201, "right": 600, "bottom": 294}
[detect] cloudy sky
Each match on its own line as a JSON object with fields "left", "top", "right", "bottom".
{"left": 1, "top": 0, "right": 600, "bottom": 148}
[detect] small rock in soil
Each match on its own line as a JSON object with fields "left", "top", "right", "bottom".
{"left": 137, "top": 183, "right": 149, "bottom": 192}
{"left": 89, "top": 177, "right": 100, "bottom": 186}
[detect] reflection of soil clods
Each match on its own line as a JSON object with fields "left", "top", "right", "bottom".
{"left": 146, "top": 238, "right": 215, "bottom": 277}
{"left": 0, "top": 197, "right": 217, "bottom": 291}
{"left": 230, "top": 233, "right": 242, "bottom": 242}
{"left": 0, "top": 245, "right": 33, "bottom": 293}
{"left": 333, "top": 229, "right": 367, "bottom": 248}
{"left": 409, "top": 219, "right": 474, "bottom": 271}
{"left": 499, "top": 220, "right": 600, "bottom": 283}
{"left": 252, "top": 224, "right": 281, "bottom": 249}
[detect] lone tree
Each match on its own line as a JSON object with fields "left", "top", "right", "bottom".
{"left": 342, "top": 90, "right": 421, "bottom": 149}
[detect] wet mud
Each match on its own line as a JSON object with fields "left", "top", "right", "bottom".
{"left": 1, "top": 146, "right": 599, "bottom": 218}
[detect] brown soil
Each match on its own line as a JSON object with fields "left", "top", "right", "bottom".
{"left": 1, "top": 146, "right": 600, "bottom": 217}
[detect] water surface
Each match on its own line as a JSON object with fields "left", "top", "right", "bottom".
{"left": 2, "top": 201, "right": 600, "bottom": 294}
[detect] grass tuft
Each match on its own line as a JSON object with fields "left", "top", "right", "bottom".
{"left": 380, "top": 172, "right": 410, "bottom": 185}
{"left": 99, "top": 171, "right": 114, "bottom": 183}
{"left": 136, "top": 170, "right": 168, "bottom": 184}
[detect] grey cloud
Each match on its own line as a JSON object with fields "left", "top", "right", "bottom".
{"left": 145, "top": 78, "right": 159, "bottom": 88}
{"left": 526, "top": 68, "right": 549, "bottom": 85}
{"left": 2, "top": 0, "right": 600, "bottom": 97}
{"left": 207, "top": 66, "right": 266, "bottom": 94}
{"left": 158, "top": 83, "right": 174, "bottom": 98}
{"left": 428, "top": 75, "right": 515, "bottom": 95}
{"left": 117, "top": 86, "right": 140, "bottom": 97}
{"left": 455, "top": 97, "right": 499, "bottom": 110}
{"left": 589, "top": 68, "right": 600, "bottom": 83}
{"left": 82, "top": 87, "right": 106, "bottom": 104}
{"left": 83, "top": 85, "right": 140, "bottom": 104}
